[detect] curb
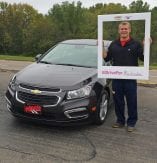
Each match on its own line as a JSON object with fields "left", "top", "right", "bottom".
{"left": 137, "top": 82, "right": 157, "bottom": 88}
{"left": 1, "top": 67, "right": 157, "bottom": 88}
{"left": 0, "top": 68, "right": 19, "bottom": 73}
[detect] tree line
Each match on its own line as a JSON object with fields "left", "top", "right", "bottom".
{"left": 0, "top": 0, "right": 156, "bottom": 63}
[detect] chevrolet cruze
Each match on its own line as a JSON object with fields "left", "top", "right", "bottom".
{"left": 5, "top": 39, "right": 112, "bottom": 125}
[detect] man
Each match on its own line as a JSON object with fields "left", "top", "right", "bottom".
{"left": 103, "top": 21, "right": 144, "bottom": 132}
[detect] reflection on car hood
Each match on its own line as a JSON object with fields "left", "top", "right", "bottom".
{"left": 16, "top": 63, "right": 97, "bottom": 90}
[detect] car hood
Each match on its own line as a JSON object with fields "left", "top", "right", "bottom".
{"left": 16, "top": 63, "right": 97, "bottom": 90}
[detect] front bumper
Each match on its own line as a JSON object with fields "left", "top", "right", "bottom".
{"left": 5, "top": 87, "right": 97, "bottom": 125}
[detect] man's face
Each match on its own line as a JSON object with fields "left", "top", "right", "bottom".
{"left": 118, "top": 24, "right": 131, "bottom": 39}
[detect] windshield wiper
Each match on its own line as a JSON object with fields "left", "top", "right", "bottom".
{"left": 39, "top": 61, "right": 52, "bottom": 64}
{"left": 83, "top": 66, "right": 95, "bottom": 68}
{"left": 55, "top": 63, "right": 94, "bottom": 68}
{"left": 55, "top": 63, "right": 86, "bottom": 67}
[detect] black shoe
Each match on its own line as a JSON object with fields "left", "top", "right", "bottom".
{"left": 112, "top": 122, "right": 124, "bottom": 128}
{"left": 127, "top": 126, "right": 135, "bottom": 132}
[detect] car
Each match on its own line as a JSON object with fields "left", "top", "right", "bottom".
{"left": 5, "top": 39, "right": 112, "bottom": 125}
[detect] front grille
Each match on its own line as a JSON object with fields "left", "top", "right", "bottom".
{"left": 17, "top": 91, "right": 59, "bottom": 106}
{"left": 19, "top": 84, "right": 61, "bottom": 92}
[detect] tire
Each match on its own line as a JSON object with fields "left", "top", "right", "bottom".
{"left": 94, "top": 89, "right": 109, "bottom": 125}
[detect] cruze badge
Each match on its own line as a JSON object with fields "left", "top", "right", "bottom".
{"left": 31, "top": 89, "right": 41, "bottom": 94}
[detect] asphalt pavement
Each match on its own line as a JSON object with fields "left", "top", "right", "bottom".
{"left": 0, "top": 60, "right": 157, "bottom": 87}
{"left": 0, "top": 61, "right": 157, "bottom": 162}
{"left": 0, "top": 71, "right": 157, "bottom": 162}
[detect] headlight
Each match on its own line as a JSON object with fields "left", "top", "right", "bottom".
{"left": 9, "top": 75, "right": 17, "bottom": 91}
{"left": 67, "top": 85, "right": 92, "bottom": 100}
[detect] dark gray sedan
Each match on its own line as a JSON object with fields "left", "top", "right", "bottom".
{"left": 5, "top": 39, "right": 112, "bottom": 125}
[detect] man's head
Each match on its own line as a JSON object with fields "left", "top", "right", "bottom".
{"left": 118, "top": 21, "right": 131, "bottom": 40}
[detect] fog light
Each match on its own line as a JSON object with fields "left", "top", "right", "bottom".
{"left": 64, "top": 107, "right": 88, "bottom": 119}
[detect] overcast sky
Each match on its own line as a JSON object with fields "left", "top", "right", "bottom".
{"left": 3, "top": 0, "right": 157, "bottom": 14}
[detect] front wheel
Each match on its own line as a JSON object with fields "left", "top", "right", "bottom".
{"left": 94, "top": 90, "right": 109, "bottom": 125}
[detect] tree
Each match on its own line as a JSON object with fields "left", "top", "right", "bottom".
{"left": 48, "top": 1, "right": 85, "bottom": 42}
{"left": 0, "top": 0, "right": 156, "bottom": 62}
{"left": 150, "top": 7, "right": 157, "bottom": 63}
{"left": 129, "top": 0, "right": 150, "bottom": 41}
{"left": 0, "top": 2, "right": 11, "bottom": 53}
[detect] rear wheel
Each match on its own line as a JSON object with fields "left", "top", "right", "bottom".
{"left": 94, "top": 90, "right": 109, "bottom": 125}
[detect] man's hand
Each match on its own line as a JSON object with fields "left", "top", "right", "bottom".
{"left": 142, "top": 37, "right": 152, "bottom": 45}
{"left": 101, "top": 40, "right": 107, "bottom": 58}
{"left": 103, "top": 49, "right": 107, "bottom": 58}
{"left": 97, "top": 40, "right": 108, "bottom": 58}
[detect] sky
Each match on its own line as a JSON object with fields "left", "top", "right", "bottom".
{"left": 3, "top": 0, "right": 157, "bottom": 14}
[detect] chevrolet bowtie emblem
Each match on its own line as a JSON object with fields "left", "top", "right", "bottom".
{"left": 31, "top": 89, "right": 41, "bottom": 94}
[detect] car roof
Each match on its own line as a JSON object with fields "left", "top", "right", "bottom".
{"left": 60, "top": 39, "right": 111, "bottom": 47}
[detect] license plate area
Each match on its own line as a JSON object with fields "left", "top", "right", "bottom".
{"left": 24, "top": 104, "right": 42, "bottom": 115}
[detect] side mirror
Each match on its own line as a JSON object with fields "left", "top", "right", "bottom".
{"left": 35, "top": 54, "right": 42, "bottom": 61}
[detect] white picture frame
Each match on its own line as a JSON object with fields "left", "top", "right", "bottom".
{"left": 98, "top": 12, "right": 151, "bottom": 80}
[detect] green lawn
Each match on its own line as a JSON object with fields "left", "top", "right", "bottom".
{"left": 0, "top": 54, "right": 157, "bottom": 69}
{"left": 150, "top": 65, "right": 157, "bottom": 70}
{"left": 0, "top": 55, "right": 34, "bottom": 62}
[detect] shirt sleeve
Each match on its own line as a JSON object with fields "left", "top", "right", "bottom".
{"left": 137, "top": 42, "right": 144, "bottom": 61}
{"left": 104, "top": 43, "right": 112, "bottom": 62}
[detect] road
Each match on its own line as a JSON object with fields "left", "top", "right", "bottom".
{"left": 0, "top": 71, "right": 157, "bottom": 163}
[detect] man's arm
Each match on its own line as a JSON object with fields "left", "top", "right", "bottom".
{"left": 102, "top": 48, "right": 107, "bottom": 58}
{"left": 103, "top": 44, "right": 112, "bottom": 62}
{"left": 100, "top": 41, "right": 112, "bottom": 61}
{"left": 137, "top": 42, "right": 144, "bottom": 61}
{"left": 139, "top": 37, "right": 152, "bottom": 61}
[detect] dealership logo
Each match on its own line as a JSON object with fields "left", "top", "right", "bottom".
{"left": 114, "top": 15, "right": 132, "bottom": 21}
{"left": 125, "top": 16, "right": 132, "bottom": 20}
{"left": 24, "top": 105, "right": 42, "bottom": 115}
{"left": 114, "top": 16, "right": 122, "bottom": 21}
{"left": 30, "top": 110, "right": 40, "bottom": 114}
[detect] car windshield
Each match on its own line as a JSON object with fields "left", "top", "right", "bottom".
{"left": 40, "top": 43, "right": 98, "bottom": 68}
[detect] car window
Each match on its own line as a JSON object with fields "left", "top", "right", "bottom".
{"left": 40, "top": 43, "right": 98, "bottom": 68}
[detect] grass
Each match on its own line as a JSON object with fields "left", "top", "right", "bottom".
{"left": 139, "top": 63, "right": 157, "bottom": 70}
{"left": 150, "top": 65, "right": 157, "bottom": 70}
{"left": 0, "top": 55, "right": 34, "bottom": 62}
{"left": 0, "top": 54, "right": 157, "bottom": 69}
